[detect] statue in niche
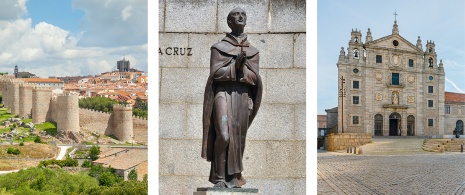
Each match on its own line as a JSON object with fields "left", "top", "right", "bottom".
{"left": 392, "top": 92, "right": 399, "bottom": 105}
{"left": 202, "top": 7, "right": 263, "bottom": 188}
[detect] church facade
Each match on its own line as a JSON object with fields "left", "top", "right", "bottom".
{"left": 336, "top": 20, "right": 465, "bottom": 137}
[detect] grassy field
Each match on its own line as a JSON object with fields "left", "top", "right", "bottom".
{"left": 0, "top": 106, "right": 58, "bottom": 143}
{"left": 0, "top": 142, "right": 58, "bottom": 170}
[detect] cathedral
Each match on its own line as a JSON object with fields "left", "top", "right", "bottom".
{"left": 336, "top": 19, "right": 465, "bottom": 137}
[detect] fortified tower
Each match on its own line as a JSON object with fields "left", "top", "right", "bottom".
{"left": 112, "top": 104, "right": 133, "bottom": 142}
{"left": 18, "top": 83, "right": 34, "bottom": 118}
{"left": 32, "top": 87, "right": 52, "bottom": 124}
{"left": 9, "top": 80, "right": 21, "bottom": 115}
{"left": 56, "top": 93, "right": 80, "bottom": 133}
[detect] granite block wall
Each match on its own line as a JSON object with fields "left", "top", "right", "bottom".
{"left": 159, "top": 0, "right": 306, "bottom": 194}
{"left": 324, "top": 133, "right": 372, "bottom": 151}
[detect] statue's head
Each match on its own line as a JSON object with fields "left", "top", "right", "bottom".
{"left": 227, "top": 7, "right": 247, "bottom": 30}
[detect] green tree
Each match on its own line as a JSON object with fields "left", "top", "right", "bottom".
{"left": 98, "top": 172, "right": 117, "bottom": 187}
{"left": 134, "top": 97, "right": 147, "bottom": 110}
{"left": 128, "top": 169, "right": 137, "bottom": 181}
{"left": 89, "top": 145, "right": 100, "bottom": 161}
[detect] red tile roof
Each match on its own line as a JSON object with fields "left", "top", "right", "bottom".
{"left": 21, "top": 78, "right": 63, "bottom": 83}
{"left": 93, "top": 148, "right": 147, "bottom": 171}
{"left": 445, "top": 92, "right": 465, "bottom": 103}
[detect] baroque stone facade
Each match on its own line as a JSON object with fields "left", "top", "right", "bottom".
{"left": 337, "top": 20, "right": 465, "bottom": 137}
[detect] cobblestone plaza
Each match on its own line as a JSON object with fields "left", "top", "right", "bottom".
{"left": 317, "top": 138, "right": 465, "bottom": 194}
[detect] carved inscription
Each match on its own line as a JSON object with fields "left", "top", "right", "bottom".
{"left": 159, "top": 47, "right": 193, "bottom": 56}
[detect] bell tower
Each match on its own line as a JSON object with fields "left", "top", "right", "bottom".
{"left": 349, "top": 28, "right": 363, "bottom": 60}
{"left": 425, "top": 40, "right": 437, "bottom": 68}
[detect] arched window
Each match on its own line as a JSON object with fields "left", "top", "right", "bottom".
{"left": 428, "top": 58, "right": 433, "bottom": 67}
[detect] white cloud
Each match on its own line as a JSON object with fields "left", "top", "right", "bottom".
{"left": 0, "top": 0, "right": 27, "bottom": 20}
{"left": 72, "top": 0, "right": 147, "bottom": 47}
{"left": 0, "top": 1, "right": 147, "bottom": 78}
{"left": 121, "top": 6, "right": 133, "bottom": 21}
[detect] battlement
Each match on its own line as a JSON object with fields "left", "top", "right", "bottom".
{"left": 79, "top": 108, "right": 112, "bottom": 116}
{"left": 33, "top": 86, "right": 52, "bottom": 91}
{"left": 19, "top": 83, "right": 35, "bottom": 88}
{"left": 113, "top": 104, "right": 133, "bottom": 111}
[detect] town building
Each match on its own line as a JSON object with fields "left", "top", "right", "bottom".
{"left": 336, "top": 19, "right": 465, "bottom": 137}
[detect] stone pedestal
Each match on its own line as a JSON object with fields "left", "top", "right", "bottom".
{"left": 194, "top": 187, "right": 260, "bottom": 195}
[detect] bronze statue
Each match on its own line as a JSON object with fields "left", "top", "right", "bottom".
{"left": 202, "top": 7, "right": 262, "bottom": 188}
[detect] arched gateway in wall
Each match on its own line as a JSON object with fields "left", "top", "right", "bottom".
{"left": 389, "top": 112, "right": 401, "bottom": 136}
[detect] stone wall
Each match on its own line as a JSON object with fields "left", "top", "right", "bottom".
{"left": 79, "top": 108, "right": 112, "bottom": 135}
{"left": 324, "top": 133, "right": 372, "bottom": 151}
{"left": 159, "top": 0, "right": 306, "bottom": 194}
{"left": 133, "top": 117, "right": 148, "bottom": 144}
{"left": 112, "top": 104, "right": 133, "bottom": 143}
{"left": 79, "top": 108, "right": 148, "bottom": 144}
{"left": 0, "top": 76, "right": 148, "bottom": 144}
{"left": 56, "top": 93, "right": 80, "bottom": 133}
{"left": 18, "top": 83, "right": 33, "bottom": 118}
{"left": 32, "top": 87, "right": 52, "bottom": 124}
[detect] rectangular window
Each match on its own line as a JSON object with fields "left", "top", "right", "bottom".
{"left": 428, "top": 86, "right": 433, "bottom": 93}
{"left": 428, "top": 100, "right": 434, "bottom": 107}
{"left": 376, "top": 55, "right": 382, "bottom": 63}
{"left": 353, "top": 116, "right": 359, "bottom": 125}
{"left": 445, "top": 105, "right": 451, "bottom": 114}
{"left": 353, "top": 96, "right": 359, "bottom": 104}
{"left": 353, "top": 81, "right": 359, "bottom": 89}
{"left": 392, "top": 73, "right": 399, "bottom": 85}
{"left": 428, "top": 119, "right": 434, "bottom": 126}
{"left": 409, "top": 59, "right": 414, "bottom": 67}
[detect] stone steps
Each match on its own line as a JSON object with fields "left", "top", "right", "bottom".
{"left": 356, "top": 137, "right": 426, "bottom": 155}
{"left": 422, "top": 138, "right": 465, "bottom": 152}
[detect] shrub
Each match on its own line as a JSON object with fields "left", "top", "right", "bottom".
{"left": 19, "top": 142, "right": 24, "bottom": 146}
{"left": 7, "top": 147, "right": 20, "bottom": 155}
{"left": 128, "top": 169, "right": 137, "bottom": 181}
{"left": 82, "top": 160, "right": 91, "bottom": 168}
{"left": 34, "top": 136, "right": 41, "bottom": 143}
{"left": 89, "top": 146, "right": 100, "bottom": 161}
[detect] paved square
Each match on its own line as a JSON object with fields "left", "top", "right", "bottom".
{"left": 318, "top": 138, "right": 465, "bottom": 194}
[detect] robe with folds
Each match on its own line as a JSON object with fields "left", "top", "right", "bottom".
{"left": 202, "top": 33, "right": 262, "bottom": 188}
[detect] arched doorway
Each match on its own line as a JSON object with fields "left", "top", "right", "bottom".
{"left": 389, "top": 112, "right": 401, "bottom": 136}
{"left": 457, "top": 120, "right": 464, "bottom": 135}
{"left": 374, "top": 114, "right": 383, "bottom": 136}
{"left": 407, "top": 115, "right": 415, "bottom": 136}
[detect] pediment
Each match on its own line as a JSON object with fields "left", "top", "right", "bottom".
{"left": 366, "top": 34, "right": 422, "bottom": 53}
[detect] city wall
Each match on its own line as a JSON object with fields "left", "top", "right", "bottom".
{"left": 0, "top": 77, "right": 148, "bottom": 144}
{"left": 159, "top": 0, "right": 306, "bottom": 194}
{"left": 324, "top": 133, "right": 373, "bottom": 151}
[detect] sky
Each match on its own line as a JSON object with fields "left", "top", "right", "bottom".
{"left": 0, "top": 0, "right": 147, "bottom": 78}
{"left": 317, "top": 0, "right": 465, "bottom": 114}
